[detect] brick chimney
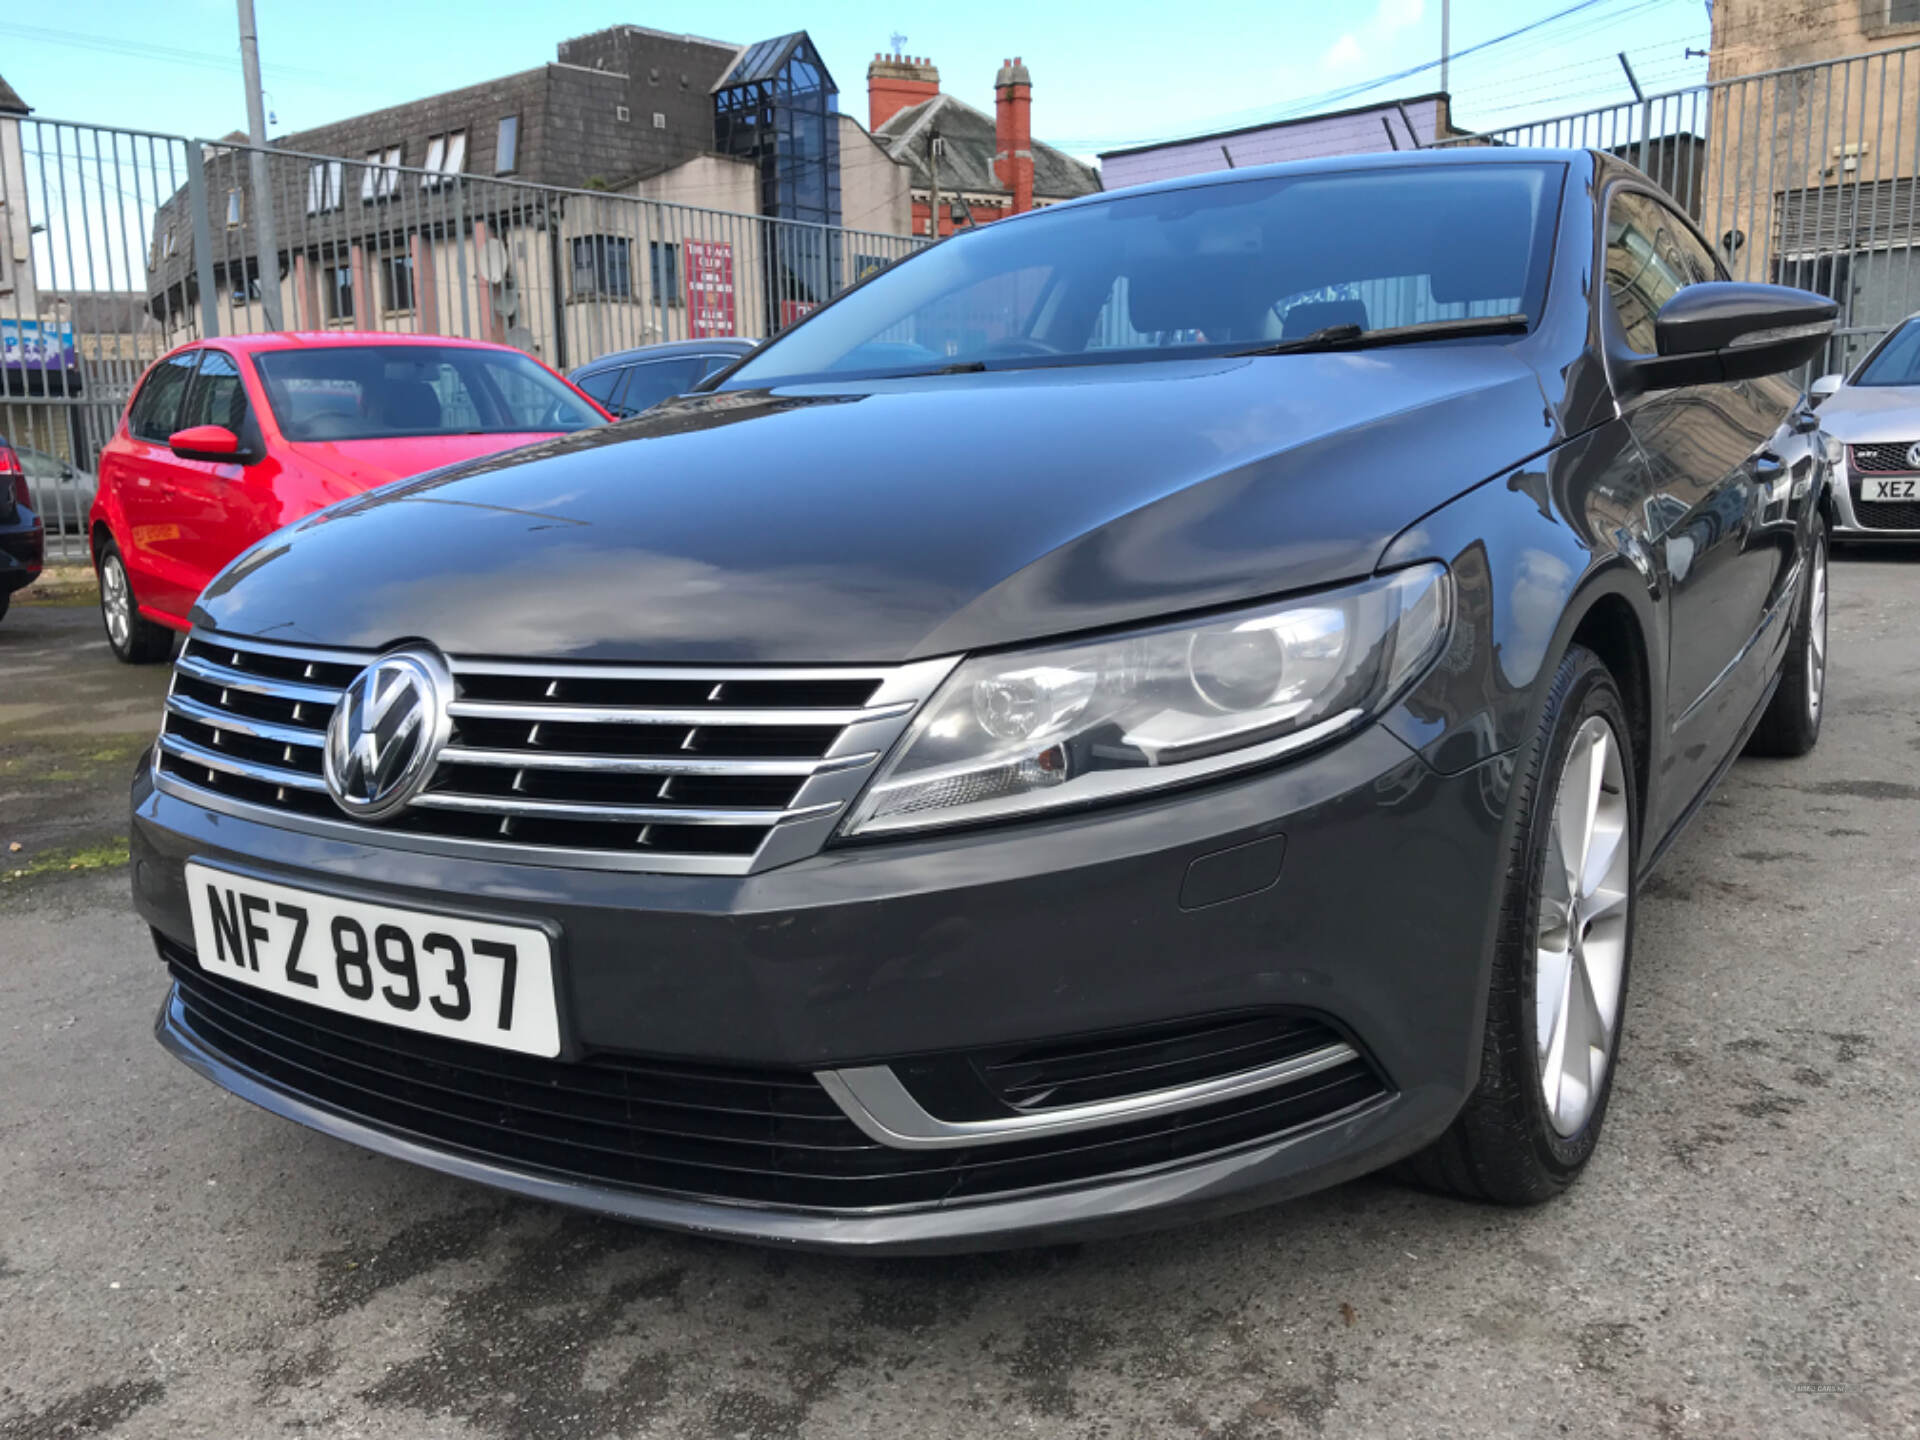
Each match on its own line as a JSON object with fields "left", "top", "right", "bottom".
{"left": 867, "top": 53, "right": 939, "bottom": 130}
{"left": 994, "top": 57, "right": 1034, "bottom": 214}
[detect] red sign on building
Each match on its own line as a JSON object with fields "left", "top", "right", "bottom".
{"left": 779, "top": 299, "right": 818, "bottom": 330}
{"left": 685, "top": 240, "right": 736, "bottom": 337}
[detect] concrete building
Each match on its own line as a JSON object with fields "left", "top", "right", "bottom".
{"left": 865, "top": 54, "right": 1100, "bottom": 238}
{"left": 1704, "top": 1, "right": 1920, "bottom": 362}
{"left": 0, "top": 71, "right": 81, "bottom": 464}
{"left": 1099, "top": 94, "right": 1461, "bottom": 190}
{"left": 145, "top": 27, "right": 917, "bottom": 356}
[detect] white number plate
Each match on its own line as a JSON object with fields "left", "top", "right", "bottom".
{"left": 184, "top": 863, "right": 561, "bottom": 1057}
{"left": 1863, "top": 475, "right": 1920, "bottom": 502}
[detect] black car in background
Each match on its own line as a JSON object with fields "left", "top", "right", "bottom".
{"left": 136, "top": 150, "right": 1835, "bottom": 1251}
{"left": 0, "top": 437, "right": 45, "bottom": 624}
{"left": 569, "top": 337, "right": 757, "bottom": 419}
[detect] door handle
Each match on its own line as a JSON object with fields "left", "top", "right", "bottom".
{"left": 1750, "top": 452, "right": 1785, "bottom": 483}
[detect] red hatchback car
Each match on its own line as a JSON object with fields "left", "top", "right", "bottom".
{"left": 89, "top": 332, "right": 608, "bottom": 662}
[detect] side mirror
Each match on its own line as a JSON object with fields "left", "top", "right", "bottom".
{"left": 1627, "top": 282, "right": 1837, "bottom": 392}
{"left": 168, "top": 424, "right": 243, "bottom": 463}
{"left": 1808, "top": 373, "right": 1844, "bottom": 407}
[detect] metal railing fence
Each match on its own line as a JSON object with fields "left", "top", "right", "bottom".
{"left": 2, "top": 116, "right": 924, "bottom": 562}
{"left": 1440, "top": 40, "right": 1920, "bottom": 381}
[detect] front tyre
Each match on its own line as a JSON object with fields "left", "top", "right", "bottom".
{"left": 97, "top": 538, "right": 175, "bottom": 664}
{"left": 1744, "top": 513, "right": 1828, "bottom": 758}
{"left": 1398, "top": 645, "right": 1637, "bottom": 1204}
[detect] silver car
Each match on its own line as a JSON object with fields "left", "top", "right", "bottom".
{"left": 1812, "top": 313, "right": 1920, "bottom": 540}
{"left": 12, "top": 443, "right": 95, "bottom": 536}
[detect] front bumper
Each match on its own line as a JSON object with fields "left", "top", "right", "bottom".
{"left": 1832, "top": 462, "right": 1920, "bottom": 538}
{"left": 136, "top": 724, "right": 1512, "bottom": 1252}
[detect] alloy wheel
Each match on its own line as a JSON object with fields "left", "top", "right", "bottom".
{"left": 101, "top": 555, "right": 131, "bottom": 650}
{"left": 1535, "top": 715, "right": 1631, "bottom": 1137}
{"left": 1806, "top": 534, "right": 1828, "bottom": 723}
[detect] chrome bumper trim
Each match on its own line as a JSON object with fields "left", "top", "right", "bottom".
{"left": 815, "top": 1041, "right": 1361, "bottom": 1151}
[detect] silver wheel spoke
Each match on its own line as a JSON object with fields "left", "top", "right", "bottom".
{"left": 1536, "top": 714, "right": 1631, "bottom": 1137}
{"left": 1807, "top": 539, "right": 1827, "bottom": 719}
{"left": 1536, "top": 939, "right": 1573, "bottom": 1071}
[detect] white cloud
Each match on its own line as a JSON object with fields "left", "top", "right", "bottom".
{"left": 1321, "top": 0, "right": 1429, "bottom": 74}
{"left": 1324, "top": 34, "right": 1366, "bottom": 72}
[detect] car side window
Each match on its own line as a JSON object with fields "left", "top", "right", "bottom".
{"left": 176, "top": 349, "right": 253, "bottom": 436}
{"left": 573, "top": 366, "right": 626, "bottom": 407}
{"left": 129, "top": 350, "right": 201, "bottom": 442}
{"left": 617, "top": 358, "right": 706, "bottom": 416}
{"left": 1604, "top": 190, "right": 1719, "bottom": 356}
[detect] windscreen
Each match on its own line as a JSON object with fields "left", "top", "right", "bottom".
{"left": 724, "top": 162, "right": 1564, "bottom": 387}
{"left": 1851, "top": 319, "right": 1920, "bottom": 387}
{"left": 255, "top": 345, "right": 604, "bottom": 442}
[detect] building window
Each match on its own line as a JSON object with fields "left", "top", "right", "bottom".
{"left": 361, "top": 146, "right": 402, "bottom": 203}
{"left": 649, "top": 240, "right": 681, "bottom": 305}
{"left": 326, "top": 263, "right": 354, "bottom": 321}
{"left": 571, "top": 235, "right": 632, "bottom": 299}
{"left": 305, "top": 160, "right": 343, "bottom": 214}
{"left": 616, "top": 105, "right": 631, "bottom": 123}
{"left": 421, "top": 131, "right": 467, "bottom": 189}
{"left": 495, "top": 115, "right": 519, "bottom": 174}
{"left": 381, "top": 254, "right": 414, "bottom": 312}
{"left": 225, "top": 189, "right": 244, "bottom": 228}
{"left": 1869, "top": 0, "right": 1920, "bottom": 31}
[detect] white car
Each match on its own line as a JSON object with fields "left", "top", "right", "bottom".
{"left": 1812, "top": 313, "right": 1920, "bottom": 540}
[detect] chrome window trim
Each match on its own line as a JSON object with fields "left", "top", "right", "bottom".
{"left": 815, "top": 1042, "right": 1362, "bottom": 1151}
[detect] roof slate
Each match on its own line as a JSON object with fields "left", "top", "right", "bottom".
{"left": 874, "top": 93, "right": 1098, "bottom": 200}
{"left": 0, "top": 73, "right": 29, "bottom": 115}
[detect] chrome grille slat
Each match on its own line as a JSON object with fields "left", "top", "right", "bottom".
{"left": 450, "top": 659, "right": 899, "bottom": 684}
{"left": 438, "top": 746, "right": 874, "bottom": 777}
{"left": 446, "top": 699, "right": 914, "bottom": 728}
{"left": 411, "top": 793, "right": 837, "bottom": 826}
{"left": 159, "top": 732, "right": 331, "bottom": 792}
{"left": 166, "top": 694, "right": 326, "bottom": 748}
{"left": 155, "top": 633, "right": 957, "bottom": 874}
{"left": 175, "top": 653, "right": 345, "bottom": 707}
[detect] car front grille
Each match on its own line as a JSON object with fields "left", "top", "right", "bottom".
{"left": 1851, "top": 498, "right": 1920, "bottom": 530}
{"left": 155, "top": 632, "right": 953, "bottom": 874}
{"left": 1848, "top": 442, "right": 1920, "bottom": 473}
{"left": 162, "top": 943, "right": 1391, "bottom": 1213}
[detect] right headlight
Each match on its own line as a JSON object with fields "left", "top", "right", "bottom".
{"left": 840, "top": 563, "right": 1451, "bottom": 838}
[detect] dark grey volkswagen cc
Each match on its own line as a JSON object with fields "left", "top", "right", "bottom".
{"left": 135, "top": 150, "right": 1837, "bottom": 1251}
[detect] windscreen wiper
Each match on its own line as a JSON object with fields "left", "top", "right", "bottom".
{"left": 1230, "top": 313, "right": 1530, "bottom": 358}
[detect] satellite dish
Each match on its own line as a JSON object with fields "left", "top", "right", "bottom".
{"left": 505, "top": 325, "right": 537, "bottom": 354}
{"left": 478, "top": 238, "right": 510, "bottom": 284}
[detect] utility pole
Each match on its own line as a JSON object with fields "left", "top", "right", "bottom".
{"left": 1440, "top": 0, "right": 1451, "bottom": 98}
{"left": 236, "top": 0, "right": 284, "bottom": 328}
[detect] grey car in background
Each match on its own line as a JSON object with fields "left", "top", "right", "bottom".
{"left": 12, "top": 442, "right": 95, "bottom": 536}
{"left": 1811, "top": 312, "right": 1920, "bottom": 540}
{"left": 569, "top": 337, "right": 757, "bottom": 419}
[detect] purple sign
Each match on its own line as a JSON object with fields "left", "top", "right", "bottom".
{"left": 2, "top": 319, "right": 77, "bottom": 371}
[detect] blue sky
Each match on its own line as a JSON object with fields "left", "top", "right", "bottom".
{"left": 4, "top": 0, "right": 1713, "bottom": 159}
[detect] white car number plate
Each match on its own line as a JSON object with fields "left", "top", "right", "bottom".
{"left": 184, "top": 863, "right": 561, "bottom": 1057}
{"left": 1863, "top": 475, "right": 1920, "bottom": 502}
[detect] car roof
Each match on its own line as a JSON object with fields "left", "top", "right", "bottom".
{"left": 573, "top": 337, "right": 757, "bottom": 374}
{"left": 201, "top": 332, "right": 538, "bottom": 354}
{"left": 1025, "top": 145, "right": 1602, "bottom": 220}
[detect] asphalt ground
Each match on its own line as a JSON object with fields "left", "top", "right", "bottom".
{"left": 1, "top": 561, "right": 1916, "bottom": 1440}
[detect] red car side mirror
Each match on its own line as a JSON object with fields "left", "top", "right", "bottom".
{"left": 168, "top": 425, "right": 242, "bottom": 462}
